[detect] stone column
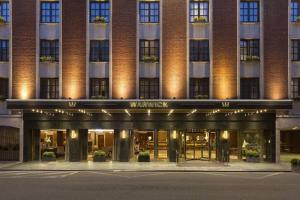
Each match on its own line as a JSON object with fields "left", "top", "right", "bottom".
{"left": 275, "top": 129, "right": 281, "bottom": 163}
{"left": 168, "top": 130, "right": 180, "bottom": 162}
{"left": 119, "top": 130, "right": 130, "bottom": 162}
{"left": 67, "top": 129, "right": 80, "bottom": 162}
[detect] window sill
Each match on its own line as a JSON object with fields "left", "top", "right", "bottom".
{"left": 240, "top": 60, "right": 260, "bottom": 63}
{"left": 90, "top": 22, "right": 109, "bottom": 25}
{"left": 140, "top": 61, "right": 159, "bottom": 64}
{"left": 40, "top": 22, "right": 60, "bottom": 25}
{"left": 139, "top": 22, "right": 160, "bottom": 25}
{"left": 40, "top": 61, "right": 59, "bottom": 64}
{"left": 90, "top": 61, "right": 109, "bottom": 64}
{"left": 240, "top": 22, "right": 260, "bottom": 25}
{"left": 190, "top": 61, "right": 210, "bottom": 63}
{"left": 190, "top": 22, "right": 209, "bottom": 25}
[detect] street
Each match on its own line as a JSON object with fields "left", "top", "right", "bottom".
{"left": 0, "top": 171, "right": 299, "bottom": 200}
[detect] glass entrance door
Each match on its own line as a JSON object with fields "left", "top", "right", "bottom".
{"left": 184, "top": 130, "right": 216, "bottom": 161}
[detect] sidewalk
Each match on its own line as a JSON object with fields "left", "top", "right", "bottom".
{"left": 0, "top": 160, "right": 292, "bottom": 172}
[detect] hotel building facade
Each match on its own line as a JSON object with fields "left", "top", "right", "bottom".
{"left": 0, "top": 0, "right": 299, "bottom": 164}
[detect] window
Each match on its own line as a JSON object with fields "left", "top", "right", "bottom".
{"left": 40, "top": 1, "right": 60, "bottom": 23}
{"left": 139, "top": 2, "right": 159, "bottom": 23}
{"left": 40, "top": 78, "right": 59, "bottom": 99}
{"left": 140, "top": 40, "right": 159, "bottom": 62}
{"left": 0, "top": 78, "right": 8, "bottom": 99}
{"left": 292, "top": 0, "right": 300, "bottom": 22}
{"left": 40, "top": 40, "right": 59, "bottom": 62}
{"left": 190, "top": 1, "right": 209, "bottom": 23}
{"left": 240, "top": 39, "right": 259, "bottom": 61}
{"left": 0, "top": 40, "right": 8, "bottom": 62}
{"left": 292, "top": 78, "right": 300, "bottom": 99}
{"left": 190, "top": 40, "right": 209, "bottom": 62}
{"left": 139, "top": 78, "right": 159, "bottom": 99}
{"left": 90, "top": 78, "right": 109, "bottom": 99}
{"left": 90, "top": 40, "right": 109, "bottom": 62}
{"left": 90, "top": 1, "right": 110, "bottom": 23}
{"left": 190, "top": 78, "right": 209, "bottom": 99}
{"left": 0, "top": 2, "right": 9, "bottom": 22}
{"left": 240, "top": 78, "right": 259, "bottom": 99}
{"left": 240, "top": 1, "right": 259, "bottom": 23}
{"left": 292, "top": 40, "right": 300, "bottom": 61}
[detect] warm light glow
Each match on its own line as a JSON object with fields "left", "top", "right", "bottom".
{"left": 147, "top": 109, "right": 151, "bottom": 116}
{"left": 125, "top": 109, "right": 131, "bottom": 116}
{"left": 120, "top": 130, "right": 128, "bottom": 139}
{"left": 20, "top": 83, "right": 29, "bottom": 99}
{"left": 172, "top": 130, "right": 177, "bottom": 139}
{"left": 71, "top": 130, "right": 78, "bottom": 139}
{"left": 222, "top": 130, "right": 229, "bottom": 140}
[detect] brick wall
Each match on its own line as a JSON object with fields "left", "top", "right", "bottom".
{"left": 12, "top": 0, "right": 36, "bottom": 99}
{"left": 62, "top": 0, "right": 87, "bottom": 99}
{"left": 263, "top": 0, "right": 288, "bottom": 99}
{"left": 112, "top": 0, "right": 137, "bottom": 99}
{"left": 162, "top": 0, "right": 187, "bottom": 99}
{"left": 212, "top": 0, "right": 237, "bottom": 99}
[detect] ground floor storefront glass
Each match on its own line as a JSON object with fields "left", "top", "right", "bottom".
{"left": 280, "top": 130, "right": 300, "bottom": 162}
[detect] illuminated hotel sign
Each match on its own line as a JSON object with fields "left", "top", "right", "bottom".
{"left": 130, "top": 101, "right": 169, "bottom": 108}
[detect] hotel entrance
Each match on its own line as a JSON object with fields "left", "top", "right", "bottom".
{"left": 182, "top": 130, "right": 217, "bottom": 161}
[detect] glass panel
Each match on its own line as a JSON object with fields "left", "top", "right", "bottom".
{"left": 157, "top": 130, "right": 168, "bottom": 160}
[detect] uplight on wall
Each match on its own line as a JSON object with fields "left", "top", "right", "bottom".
{"left": 222, "top": 130, "right": 229, "bottom": 140}
{"left": 120, "top": 130, "right": 128, "bottom": 139}
{"left": 71, "top": 130, "right": 78, "bottom": 139}
{"left": 171, "top": 130, "right": 177, "bottom": 139}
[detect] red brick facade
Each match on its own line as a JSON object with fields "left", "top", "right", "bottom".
{"left": 12, "top": 0, "right": 36, "bottom": 99}
{"left": 62, "top": 0, "right": 87, "bottom": 99}
{"left": 162, "top": 0, "right": 187, "bottom": 99}
{"left": 263, "top": 0, "right": 289, "bottom": 99}
{"left": 112, "top": 0, "right": 137, "bottom": 99}
{"left": 212, "top": 0, "right": 237, "bottom": 99}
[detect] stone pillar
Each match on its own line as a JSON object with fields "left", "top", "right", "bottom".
{"left": 154, "top": 129, "right": 158, "bottom": 160}
{"left": 275, "top": 129, "right": 281, "bottom": 163}
{"left": 67, "top": 130, "right": 80, "bottom": 162}
{"left": 119, "top": 130, "right": 130, "bottom": 162}
{"left": 79, "top": 129, "right": 88, "bottom": 161}
{"left": 168, "top": 130, "right": 180, "bottom": 162}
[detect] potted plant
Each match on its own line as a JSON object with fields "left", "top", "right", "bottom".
{"left": 42, "top": 151, "right": 56, "bottom": 161}
{"left": 93, "top": 16, "right": 107, "bottom": 23}
{"left": 245, "top": 55, "right": 260, "bottom": 61}
{"left": 40, "top": 56, "right": 56, "bottom": 63}
{"left": 193, "top": 16, "right": 207, "bottom": 23}
{"left": 142, "top": 55, "right": 158, "bottom": 63}
{"left": 138, "top": 151, "right": 150, "bottom": 162}
{"left": 245, "top": 150, "right": 260, "bottom": 163}
{"left": 291, "top": 159, "right": 300, "bottom": 172}
{"left": 93, "top": 150, "right": 106, "bottom": 162}
{"left": 0, "top": 16, "right": 6, "bottom": 25}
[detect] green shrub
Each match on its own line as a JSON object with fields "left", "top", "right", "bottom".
{"left": 193, "top": 16, "right": 207, "bottom": 23}
{"left": 138, "top": 151, "right": 150, "bottom": 162}
{"left": 0, "top": 16, "right": 5, "bottom": 24}
{"left": 40, "top": 56, "right": 56, "bottom": 63}
{"left": 42, "top": 151, "right": 56, "bottom": 158}
{"left": 245, "top": 150, "right": 259, "bottom": 158}
{"left": 93, "top": 16, "right": 106, "bottom": 23}
{"left": 93, "top": 150, "right": 106, "bottom": 158}
{"left": 142, "top": 55, "right": 158, "bottom": 63}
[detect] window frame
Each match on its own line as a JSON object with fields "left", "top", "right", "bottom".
{"left": 292, "top": 0, "right": 300, "bottom": 22}
{"left": 40, "top": 39, "right": 59, "bottom": 62}
{"left": 0, "top": 40, "right": 9, "bottom": 62}
{"left": 240, "top": 1, "right": 260, "bottom": 23}
{"left": 292, "top": 39, "right": 300, "bottom": 61}
{"left": 89, "top": 78, "right": 109, "bottom": 99}
{"left": 90, "top": 40, "right": 109, "bottom": 62}
{"left": 189, "top": 78, "right": 209, "bottom": 99}
{"left": 0, "top": 78, "right": 8, "bottom": 99}
{"left": 40, "top": 78, "right": 59, "bottom": 99}
{"left": 139, "top": 1, "right": 160, "bottom": 23}
{"left": 0, "top": 1, "right": 9, "bottom": 23}
{"left": 139, "top": 78, "right": 159, "bottom": 99}
{"left": 40, "top": 1, "right": 60, "bottom": 23}
{"left": 189, "top": 1, "right": 209, "bottom": 23}
{"left": 89, "top": 1, "right": 110, "bottom": 23}
{"left": 240, "top": 39, "right": 260, "bottom": 61}
{"left": 139, "top": 39, "right": 160, "bottom": 62}
{"left": 190, "top": 40, "right": 210, "bottom": 62}
{"left": 240, "top": 78, "right": 260, "bottom": 99}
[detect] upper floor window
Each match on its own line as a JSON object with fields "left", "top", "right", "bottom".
{"left": 292, "top": 0, "right": 300, "bottom": 22}
{"left": 40, "top": 1, "right": 60, "bottom": 23}
{"left": 190, "top": 78, "right": 209, "bottom": 99}
{"left": 40, "top": 39, "right": 59, "bottom": 62}
{"left": 90, "top": 78, "right": 109, "bottom": 99}
{"left": 0, "top": 2, "right": 9, "bottom": 23}
{"left": 240, "top": 1, "right": 259, "bottom": 23}
{"left": 0, "top": 78, "right": 8, "bottom": 100}
{"left": 139, "top": 78, "right": 159, "bottom": 99}
{"left": 292, "top": 39, "right": 300, "bottom": 61}
{"left": 190, "top": 1, "right": 209, "bottom": 23}
{"left": 90, "top": 40, "right": 109, "bottom": 62}
{"left": 40, "top": 78, "right": 59, "bottom": 99}
{"left": 240, "top": 39, "right": 260, "bottom": 61}
{"left": 190, "top": 40, "right": 209, "bottom": 62}
{"left": 240, "top": 78, "right": 260, "bottom": 99}
{"left": 140, "top": 40, "right": 159, "bottom": 62}
{"left": 0, "top": 40, "right": 9, "bottom": 62}
{"left": 90, "top": 1, "right": 110, "bottom": 23}
{"left": 139, "top": 2, "right": 159, "bottom": 23}
{"left": 292, "top": 78, "right": 300, "bottom": 99}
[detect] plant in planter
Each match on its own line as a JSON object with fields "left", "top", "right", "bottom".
{"left": 93, "top": 16, "right": 107, "bottom": 23}
{"left": 193, "top": 16, "right": 207, "bottom": 23}
{"left": 93, "top": 150, "right": 106, "bottom": 162}
{"left": 142, "top": 55, "right": 158, "bottom": 63}
{"left": 0, "top": 16, "right": 6, "bottom": 25}
{"left": 40, "top": 56, "right": 56, "bottom": 63}
{"left": 138, "top": 151, "right": 150, "bottom": 162}
{"left": 245, "top": 55, "right": 260, "bottom": 61}
{"left": 42, "top": 151, "right": 56, "bottom": 161}
{"left": 291, "top": 159, "right": 300, "bottom": 171}
{"left": 245, "top": 150, "right": 260, "bottom": 163}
